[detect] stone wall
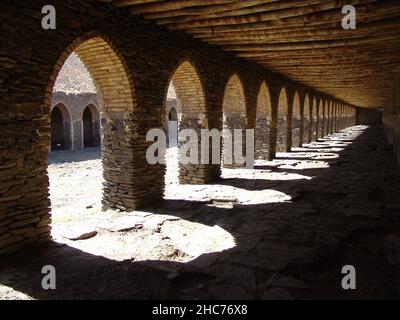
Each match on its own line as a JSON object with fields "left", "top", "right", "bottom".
{"left": 0, "top": 0, "right": 356, "bottom": 255}
{"left": 255, "top": 117, "right": 270, "bottom": 159}
{"left": 292, "top": 93, "right": 301, "bottom": 148}
{"left": 356, "top": 108, "right": 382, "bottom": 125}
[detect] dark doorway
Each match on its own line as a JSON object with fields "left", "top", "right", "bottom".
{"left": 168, "top": 106, "right": 178, "bottom": 121}
{"left": 83, "top": 107, "right": 94, "bottom": 148}
{"left": 51, "top": 106, "right": 65, "bottom": 150}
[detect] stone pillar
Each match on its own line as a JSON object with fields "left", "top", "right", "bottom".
{"left": 325, "top": 102, "right": 330, "bottom": 136}
{"left": 306, "top": 98, "right": 313, "bottom": 144}
{"left": 102, "top": 111, "right": 164, "bottom": 210}
{"left": 320, "top": 100, "right": 325, "bottom": 138}
{"left": 292, "top": 116, "right": 301, "bottom": 148}
{"left": 73, "top": 119, "right": 83, "bottom": 149}
{"left": 268, "top": 91, "right": 279, "bottom": 160}
{"left": 222, "top": 113, "right": 247, "bottom": 168}
{"left": 0, "top": 106, "right": 51, "bottom": 255}
{"left": 255, "top": 113, "right": 271, "bottom": 159}
{"left": 276, "top": 114, "right": 288, "bottom": 152}
{"left": 179, "top": 114, "right": 221, "bottom": 184}
{"left": 315, "top": 103, "right": 320, "bottom": 141}
{"left": 298, "top": 96, "right": 305, "bottom": 147}
{"left": 286, "top": 92, "right": 294, "bottom": 152}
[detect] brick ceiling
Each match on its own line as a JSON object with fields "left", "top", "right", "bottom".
{"left": 101, "top": 0, "right": 400, "bottom": 108}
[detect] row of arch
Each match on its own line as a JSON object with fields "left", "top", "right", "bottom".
{"left": 51, "top": 103, "right": 101, "bottom": 151}
{"left": 0, "top": 21, "right": 360, "bottom": 253}
{"left": 45, "top": 34, "right": 356, "bottom": 210}
{"left": 167, "top": 63, "right": 357, "bottom": 163}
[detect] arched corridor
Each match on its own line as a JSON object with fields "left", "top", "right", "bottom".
{"left": 1, "top": 0, "right": 400, "bottom": 301}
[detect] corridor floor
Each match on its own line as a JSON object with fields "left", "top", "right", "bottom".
{"left": 1, "top": 125, "right": 400, "bottom": 299}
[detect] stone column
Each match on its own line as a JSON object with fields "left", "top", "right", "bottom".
{"left": 0, "top": 106, "right": 51, "bottom": 255}
{"left": 222, "top": 113, "right": 247, "bottom": 168}
{"left": 255, "top": 113, "right": 271, "bottom": 159}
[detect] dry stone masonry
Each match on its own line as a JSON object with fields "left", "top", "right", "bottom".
{"left": 0, "top": 0, "right": 360, "bottom": 255}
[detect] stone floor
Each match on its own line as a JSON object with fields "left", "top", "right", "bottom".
{"left": 1, "top": 125, "right": 400, "bottom": 299}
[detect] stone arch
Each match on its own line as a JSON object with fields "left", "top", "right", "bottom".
{"left": 82, "top": 104, "right": 101, "bottom": 148}
{"left": 51, "top": 103, "right": 73, "bottom": 151}
{"left": 222, "top": 73, "right": 247, "bottom": 167}
{"left": 167, "top": 60, "right": 207, "bottom": 123}
{"left": 292, "top": 91, "right": 301, "bottom": 148}
{"left": 46, "top": 32, "right": 138, "bottom": 211}
{"left": 277, "top": 86, "right": 289, "bottom": 152}
{"left": 165, "top": 59, "right": 209, "bottom": 184}
{"left": 223, "top": 73, "right": 247, "bottom": 118}
{"left": 255, "top": 81, "right": 272, "bottom": 160}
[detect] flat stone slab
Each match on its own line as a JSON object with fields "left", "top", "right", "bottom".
{"left": 59, "top": 226, "right": 98, "bottom": 241}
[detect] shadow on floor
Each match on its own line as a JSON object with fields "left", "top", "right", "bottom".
{"left": 2, "top": 125, "right": 400, "bottom": 299}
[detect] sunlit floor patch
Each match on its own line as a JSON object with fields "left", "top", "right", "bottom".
{"left": 46, "top": 128, "right": 357, "bottom": 269}
{"left": 51, "top": 210, "right": 236, "bottom": 262}
{"left": 0, "top": 284, "right": 34, "bottom": 300}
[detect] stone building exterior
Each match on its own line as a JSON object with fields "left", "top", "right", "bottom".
{"left": 51, "top": 91, "right": 101, "bottom": 151}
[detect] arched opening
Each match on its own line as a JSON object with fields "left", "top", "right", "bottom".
{"left": 165, "top": 92, "right": 179, "bottom": 149}
{"left": 169, "top": 106, "right": 178, "bottom": 121}
{"left": 255, "top": 82, "right": 272, "bottom": 160}
{"left": 82, "top": 104, "right": 100, "bottom": 148}
{"left": 51, "top": 103, "right": 72, "bottom": 151}
{"left": 83, "top": 107, "right": 93, "bottom": 148}
{"left": 51, "top": 105, "right": 65, "bottom": 150}
{"left": 222, "top": 74, "right": 247, "bottom": 167}
{"left": 292, "top": 92, "right": 301, "bottom": 148}
{"left": 304, "top": 94, "right": 312, "bottom": 144}
{"left": 164, "top": 60, "right": 207, "bottom": 192}
{"left": 47, "top": 35, "right": 136, "bottom": 238}
{"left": 277, "top": 87, "right": 289, "bottom": 152}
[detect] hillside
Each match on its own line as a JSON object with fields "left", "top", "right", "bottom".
{"left": 53, "top": 53, "right": 96, "bottom": 94}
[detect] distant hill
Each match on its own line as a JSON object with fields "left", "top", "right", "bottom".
{"left": 53, "top": 53, "right": 97, "bottom": 94}
{"left": 53, "top": 52, "right": 178, "bottom": 100}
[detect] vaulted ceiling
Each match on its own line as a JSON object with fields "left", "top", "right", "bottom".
{"left": 102, "top": 0, "right": 400, "bottom": 108}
